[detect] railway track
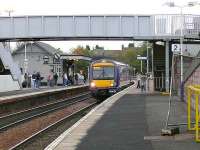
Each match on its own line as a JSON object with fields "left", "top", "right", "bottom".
{"left": 0, "top": 92, "right": 91, "bottom": 131}
{"left": 10, "top": 101, "right": 96, "bottom": 150}
{"left": 0, "top": 85, "right": 89, "bottom": 116}
{"left": 1, "top": 84, "right": 132, "bottom": 149}
{"left": 0, "top": 92, "right": 96, "bottom": 150}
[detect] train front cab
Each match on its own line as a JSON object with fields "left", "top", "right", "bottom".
{"left": 89, "top": 61, "right": 119, "bottom": 97}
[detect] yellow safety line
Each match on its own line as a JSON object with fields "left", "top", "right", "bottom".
{"left": 160, "top": 92, "right": 170, "bottom": 96}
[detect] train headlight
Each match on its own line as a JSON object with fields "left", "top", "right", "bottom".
{"left": 90, "top": 82, "right": 96, "bottom": 88}
{"left": 110, "top": 82, "right": 116, "bottom": 87}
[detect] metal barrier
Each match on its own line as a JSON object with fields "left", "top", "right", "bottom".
{"left": 155, "top": 15, "right": 200, "bottom": 37}
{"left": 187, "top": 85, "right": 200, "bottom": 142}
{"left": 154, "top": 77, "right": 165, "bottom": 91}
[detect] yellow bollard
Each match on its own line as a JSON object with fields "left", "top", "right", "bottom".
{"left": 187, "top": 87, "right": 192, "bottom": 130}
{"left": 186, "top": 85, "right": 200, "bottom": 142}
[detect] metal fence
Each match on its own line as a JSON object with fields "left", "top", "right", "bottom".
{"left": 187, "top": 85, "right": 200, "bottom": 142}
{"left": 154, "top": 14, "right": 200, "bottom": 37}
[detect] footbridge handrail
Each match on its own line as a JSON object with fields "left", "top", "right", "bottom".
{"left": 0, "top": 14, "right": 200, "bottom": 41}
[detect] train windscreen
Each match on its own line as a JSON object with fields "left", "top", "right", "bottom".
{"left": 93, "top": 66, "right": 114, "bottom": 80}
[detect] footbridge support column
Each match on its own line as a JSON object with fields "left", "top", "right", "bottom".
{"left": 165, "top": 40, "right": 170, "bottom": 92}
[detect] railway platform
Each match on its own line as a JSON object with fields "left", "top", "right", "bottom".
{"left": 45, "top": 85, "right": 200, "bottom": 150}
{"left": 0, "top": 85, "right": 88, "bottom": 104}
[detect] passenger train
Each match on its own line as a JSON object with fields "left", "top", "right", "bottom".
{"left": 89, "top": 59, "right": 132, "bottom": 97}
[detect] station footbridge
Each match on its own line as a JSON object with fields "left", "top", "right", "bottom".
{"left": 0, "top": 14, "right": 200, "bottom": 92}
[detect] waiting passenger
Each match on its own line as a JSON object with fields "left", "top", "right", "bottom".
{"left": 75, "top": 73, "right": 78, "bottom": 85}
{"left": 22, "top": 73, "right": 28, "bottom": 88}
{"left": 47, "top": 74, "right": 50, "bottom": 87}
{"left": 79, "top": 73, "right": 84, "bottom": 85}
{"left": 140, "top": 75, "right": 146, "bottom": 92}
{"left": 28, "top": 73, "right": 32, "bottom": 88}
{"left": 54, "top": 73, "right": 58, "bottom": 86}
{"left": 35, "top": 72, "right": 41, "bottom": 88}
{"left": 83, "top": 72, "right": 87, "bottom": 83}
{"left": 32, "top": 72, "right": 37, "bottom": 89}
{"left": 47, "top": 73, "right": 52, "bottom": 87}
{"left": 63, "top": 73, "right": 68, "bottom": 86}
{"left": 136, "top": 73, "right": 141, "bottom": 88}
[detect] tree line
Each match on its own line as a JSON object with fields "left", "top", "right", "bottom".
{"left": 70, "top": 42, "right": 152, "bottom": 75}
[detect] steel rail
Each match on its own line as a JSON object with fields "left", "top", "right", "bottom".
{"left": 0, "top": 91, "right": 90, "bottom": 120}
{"left": 0, "top": 92, "right": 91, "bottom": 131}
{"left": 9, "top": 101, "right": 96, "bottom": 150}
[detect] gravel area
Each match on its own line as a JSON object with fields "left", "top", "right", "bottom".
{"left": 0, "top": 98, "right": 95, "bottom": 150}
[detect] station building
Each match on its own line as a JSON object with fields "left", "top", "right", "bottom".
{"left": 12, "top": 42, "right": 63, "bottom": 83}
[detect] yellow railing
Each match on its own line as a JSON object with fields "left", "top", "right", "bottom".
{"left": 187, "top": 85, "right": 200, "bottom": 142}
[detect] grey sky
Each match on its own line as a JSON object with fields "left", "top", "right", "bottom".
{"left": 1, "top": 0, "right": 200, "bottom": 15}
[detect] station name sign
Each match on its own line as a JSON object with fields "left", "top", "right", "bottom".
{"left": 137, "top": 56, "right": 147, "bottom": 60}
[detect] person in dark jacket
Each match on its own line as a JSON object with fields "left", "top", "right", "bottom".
{"left": 75, "top": 73, "right": 78, "bottom": 85}
{"left": 32, "top": 72, "right": 37, "bottom": 88}
{"left": 54, "top": 73, "right": 58, "bottom": 86}
{"left": 22, "top": 73, "right": 28, "bottom": 88}
{"left": 36, "top": 72, "right": 41, "bottom": 88}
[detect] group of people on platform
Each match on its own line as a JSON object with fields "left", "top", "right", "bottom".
{"left": 62, "top": 72, "right": 86, "bottom": 86}
{"left": 136, "top": 73, "right": 147, "bottom": 92}
{"left": 22, "top": 70, "right": 87, "bottom": 89}
{"left": 22, "top": 72, "right": 43, "bottom": 89}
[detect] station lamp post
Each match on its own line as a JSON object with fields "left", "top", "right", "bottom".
{"left": 24, "top": 42, "right": 28, "bottom": 74}
{"left": 137, "top": 55, "right": 143, "bottom": 73}
{"left": 146, "top": 41, "right": 151, "bottom": 74}
{"left": 4, "top": 9, "right": 14, "bottom": 51}
{"left": 5, "top": 9, "right": 14, "bottom": 16}
{"left": 133, "top": 67, "right": 136, "bottom": 77}
{"left": 164, "top": 1, "right": 199, "bottom": 100}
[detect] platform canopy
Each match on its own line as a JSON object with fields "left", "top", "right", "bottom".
{"left": 60, "top": 54, "right": 92, "bottom": 61}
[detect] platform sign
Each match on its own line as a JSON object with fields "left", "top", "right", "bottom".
{"left": 172, "top": 44, "right": 200, "bottom": 57}
{"left": 54, "top": 53, "right": 60, "bottom": 59}
{"left": 172, "top": 44, "right": 180, "bottom": 52}
{"left": 137, "top": 56, "right": 147, "bottom": 60}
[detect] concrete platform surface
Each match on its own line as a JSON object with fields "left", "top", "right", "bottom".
{"left": 45, "top": 85, "right": 200, "bottom": 150}
{"left": 0, "top": 85, "right": 87, "bottom": 100}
